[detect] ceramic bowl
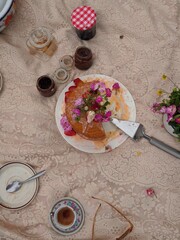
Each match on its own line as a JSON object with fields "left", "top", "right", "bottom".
{"left": 0, "top": 0, "right": 16, "bottom": 32}
{"left": 163, "top": 114, "right": 178, "bottom": 138}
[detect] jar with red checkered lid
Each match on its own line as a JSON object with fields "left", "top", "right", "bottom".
{"left": 71, "top": 6, "right": 96, "bottom": 40}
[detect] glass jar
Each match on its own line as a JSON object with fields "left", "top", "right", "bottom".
{"left": 74, "top": 47, "right": 93, "bottom": 70}
{"left": 26, "top": 27, "right": 57, "bottom": 60}
{"left": 53, "top": 68, "right": 70, "bottom": 84}
{"left": 59, "top": 55, "right": 74, "bottom": 71}
{"left": 36, "top": 75, "right": 56, "bottom": 97}
{"left": 71, "top": 6, "right": 96, "bottom": 40}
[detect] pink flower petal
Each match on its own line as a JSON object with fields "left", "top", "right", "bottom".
{"left": 112, "top": 83, "right": 120, "bottom": 90}
{"left": 105, "top": 88, "right": 112, "bottom": 97}
{"left": 95, "top": 96, "right": 103, "bottom": 103}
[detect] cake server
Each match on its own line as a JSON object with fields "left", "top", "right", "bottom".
{"left": 111, "top": 118, "right": 180, "bottom": 159}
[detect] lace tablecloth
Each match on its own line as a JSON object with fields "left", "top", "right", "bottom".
{"left": 0, "top": 0, "right": 180, "bottom": 239}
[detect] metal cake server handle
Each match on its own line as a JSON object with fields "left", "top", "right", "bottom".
{"left": 111, "top": 118, "right": 180, "bottom": 159}
{"left": 139, "top": 126, "right": 180, "bottom": 158}
{"left": 6, "top": 170, "right": 46, "bottom": 193}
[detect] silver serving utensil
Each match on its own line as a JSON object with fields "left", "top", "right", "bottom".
{"left": 111, "top": 118, "right": 180, "bottom": 159}
{"left": 6, "top": 170, "right": 46, "bottom": 193}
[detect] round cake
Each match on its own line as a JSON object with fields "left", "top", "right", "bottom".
{"left": 65, "top": 79, "right": 106, "bottom": 140}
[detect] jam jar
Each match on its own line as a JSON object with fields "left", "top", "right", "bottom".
{"left": 26, "top": 27, "right": 58, "bottom": 59}
{"left": 71, "top": 6, "right": 96, "bottom": 40}
{"left": 36, "top": 75, "right": 56, "bottom": 97}
{"left": 74, "top": 47, "right": 93, "bottom": 70}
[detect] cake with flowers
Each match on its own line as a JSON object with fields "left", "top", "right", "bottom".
{"left": 60, "top": 78, "right": 123, "bottom": 141}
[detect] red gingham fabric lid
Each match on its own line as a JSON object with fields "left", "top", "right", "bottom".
{"left": 71, "top": 6, "right": 96, "bottom": 31}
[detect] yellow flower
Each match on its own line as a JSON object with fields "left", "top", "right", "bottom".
{"left": 162, "top": 74, "right": 167, "bottom": 80}
{"left": 156, "top": 89, "right": 164, "bottom": 96}
{"left": 136, "top": 151, "right": 142, "bottom": 157}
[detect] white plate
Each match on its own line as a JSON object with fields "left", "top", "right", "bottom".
{"left": 55, "top": 74, "right": 136, "bottom": 153}
{"left": 0, "top": 162, "right": 39, "bottom": 209}
{"left": 49, "top": 197, "right": 85, "bottom": 236}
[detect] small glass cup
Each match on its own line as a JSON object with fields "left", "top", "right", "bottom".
{"left": 59, "top": 55, "right": 74, "bottom": 71}
{"left": 27, "top": 27, "right": 58, "bottom": 60}
{"left": 36, "top": 75, "right": 56, "bottom": 97}
{"left": 53, "top": 68, "right": 70, "bottom": 84}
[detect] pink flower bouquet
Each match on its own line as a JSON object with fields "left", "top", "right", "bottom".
{"left": 151, "top": 75, "right": 180, "bottom": 139}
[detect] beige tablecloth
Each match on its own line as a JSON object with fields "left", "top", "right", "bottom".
{"left": 0, "top": 0, "right": 180, "bottom": 239}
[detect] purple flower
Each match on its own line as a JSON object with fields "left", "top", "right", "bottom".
{"left": 73, "top": 108, "right": 81, "bottom": 116}
{"left": 105, "top": 88, "right": 112, "bottom": 97}
{"left": 94, "top": 113, "right": 103, "bottom": 122}
{"left": 167, "top": 114, "right": 173, "bottom": 122}
{"left": 159, "top": 106, "right": 167, "bottom": 113}
{"left": 103, "top": 111, "right": 112, "bottom": 122}
{"left": 99, "top": 82, "right": 106, "bottom": 93}
{"left": 90, "top": 82, "right": 99, "bottom": 91}
{"left": 166, "top": 105, "right": 176, "bottom": 115}
{"left": 175, "top": 117, "right": 180, "bottom": 124}
{"left": 95, "top": 96, "right": 103, "bottom": 103}
{"left": 112, "top": 83, "right": 120, "bottom": 90}
{"left": 60, "top": 116, "right": 72, "bottom": 131}
{"left": 151, "top": 102, "right": 160, "bottom": 113}
{"left": 75, "top": 97, "right": 84, "bottom": 107}
{"left": 105, "top": 111, "right": 112, "bottom": 118}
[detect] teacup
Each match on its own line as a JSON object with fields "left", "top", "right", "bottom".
{"left": 0, "top": 0, "right": 16, "bottom": 32}
{"left": 54, "top": 206, "right": 76, "bottom": 229}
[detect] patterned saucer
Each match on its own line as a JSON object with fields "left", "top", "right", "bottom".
{"left": 49, "top": 197, "right": 85, "bottom": 236}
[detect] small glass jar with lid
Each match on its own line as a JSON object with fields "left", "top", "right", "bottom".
{"left": 26, "top": 27, "right": 58, "bottom": 60}
{"left": 71, "top": 6, "right": 96, "bottom": 40}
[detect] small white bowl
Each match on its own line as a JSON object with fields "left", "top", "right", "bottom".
{"left": 0, "top": 0, "right": 16, "bottom": 32}
{"left": 163, "top": 114, "right": 178, "bottom": 138}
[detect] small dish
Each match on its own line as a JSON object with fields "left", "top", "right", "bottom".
{"left": 0, "top": 162, "right": 39, "bottom": 209}
{"left": 0, "top": 0, "right": 16, "bottom": 32}
{"left": 49, "top": 197, "right": 85, "bottom": 236}
{"left": 163, "top": 114, "right": 178, "bottom": 138}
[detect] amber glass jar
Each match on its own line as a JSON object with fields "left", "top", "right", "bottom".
{"left": 74, "top": 47, "right": 93, "bottom": 70}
